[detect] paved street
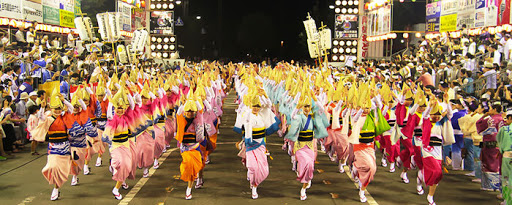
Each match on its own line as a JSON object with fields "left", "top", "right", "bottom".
{"left": 0, "top": 93, "right": 501, "bottom": 205}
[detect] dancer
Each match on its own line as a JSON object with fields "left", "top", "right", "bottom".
{"left": 497, "top": 109, "right": 512, "bottom": 205}
{"left": 325, "top": 82, "right": 350, "bottom": 173}
{"left": 379, "top": 83, "right": 400, "bottom": 173}
{"left": 83, "top": 84, "right": 102, "bottom": 174}
{"left": 400, "top": 87, "right": 428, "bottom": 194}
{"left": 476, "top": 101, "right": 505, "bottom": 191}
{"left": 64, "top": 87, "right": 98, "bottom": 186}
{"left": 396, "top": 84, "right": 415, "bottom": 184}
{"left": 235, "top": 86, "right": 280, "bottom": 199}
{"left": 286, "top": 86, "right": 328, "bottom": 201}
{"left": 347, "top": 82, "right": 386, "bottom": 203}
{"left": 31, "top": 89, "right": 71, "bottom": 201}
{"left": 419, "top": 93, "right": 455, "bottom": 205}
{"left": 94, "top": 79, "right": 110, "bottom": 167}
{"left": 175, "top": 91, "right": 205, "bottom": 200}
{"left": 102, "top": 86, "right": 135, "bottom": 200}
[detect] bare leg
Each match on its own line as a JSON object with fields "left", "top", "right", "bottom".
{"left": 428, "top": 184, "right": 437, "bottom": 197}
{"left": 112, "top": 181, "right": 123, "bottom": 199}
{"left": 115, "top": 181, "right": 122, "bottom": 189}
{"left": 401, "top": 168, "right": 410, "bottom": 183}
{"left": 186, "top": 181, "right": 193, "bottom": 199}
{"left": 0, "top": 137, "right": 7, "bottom": 156}
{"left": 427, "top": 184, "right": 437, "bottom": 204}
{"left": 300, "top": 183, "right": 308, "bottom": 200}
{"left": 199, "top": 169, "right": 204, "bottom": 179}
{"left": 31, "top": 141, "right": 38, "bottom": 153}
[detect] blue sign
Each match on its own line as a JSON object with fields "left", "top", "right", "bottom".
{"left": 426, "top": 2, "right": 441, "bottom": 32}
{"left": 176, "top": 17, "right": 184, "bottom": 26}
{"left": 476, "top": 0, "right": 486, "bottom": 9}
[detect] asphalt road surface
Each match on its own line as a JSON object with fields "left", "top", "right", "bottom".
{"left": 0, "top": 93, "right": 500, "bottom": 205}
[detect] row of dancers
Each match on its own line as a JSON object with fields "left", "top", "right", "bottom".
{"left": 233, "top": 64, "right": 460, "bottom": 205}
{"left": 30, "top": 66, "right": 228, "bottom": 201}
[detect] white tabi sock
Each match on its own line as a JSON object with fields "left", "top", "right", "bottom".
{"left": 427, "top": 195, "right": 434, "bottom": 203}
{"left": 252, "top": 186, "right": 258, "bottom": 195}
{"left": 359, "top": 189, "right": 365, "bottom": 197}
{"left": 186, "top": 187, "right": 192, "bottom": 196}
{"left": 112, "top": 187, "right": 119, "bottom": 195}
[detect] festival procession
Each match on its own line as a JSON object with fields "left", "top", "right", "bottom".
{"left": 0, "top": 0, "right": 512, "bottom": 205}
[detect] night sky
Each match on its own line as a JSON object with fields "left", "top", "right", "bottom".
{"left": 172, "top": 0, "right": 426, "bottom": 62}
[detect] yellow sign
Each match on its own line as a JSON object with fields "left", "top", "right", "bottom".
{"left": 59, "top": 10, "right": 75, "bottom": 28}
{"left": 38, "top": 81, "right": 61, "bottom": 97}
{"left": 440, "top": 14, "right": 457, "bottom": 32}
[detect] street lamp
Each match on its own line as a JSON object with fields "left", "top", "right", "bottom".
{"left": 176, "top": 0, "right": 182, "bottom": 5}
{"left": 196, "top": 16, "right": 201, "bottom": 20}
{"left": 329, "top": 5, "right": 335, "bottom": 9}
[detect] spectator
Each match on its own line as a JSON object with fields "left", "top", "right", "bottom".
{"left": 67, "top": 33, "right": 75, "bottom": 48}
{"left": 27, "top": 104, "right": 43, "bottom": 155}
{"left": 1, "top": 96, "right": 25, "bottom": 154}
{"left": 26, "top": 91, "right": 37, "bottom": 109}
{"left": 26, "top": 27, "right": 35, "bottom": 47}
{"left": 60, "top": 75, "right": 70, "bottom": 99}
{"left": 18, "top": 77, "right": 33, "bottom": 96}
{"left": 481, "top": 61, "right": 498, "bottom": 92}
{"left": 16, "top": 92, "right": 28, "bottom": 119}
{"left": 15, "top": 27, "right": 27, "bottom": 48}
{"left": 35, "top": 90, "right": 45, "bottom": 106}
{"left": 504, "top": 34, "right": 512, "bottom": 61}
{"left": 461, "top": 69, "right": 474, "bottom": 95}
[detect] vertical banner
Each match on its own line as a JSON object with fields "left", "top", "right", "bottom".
{"left": 23, "top": 0, "right": 44, "bottom": 22}
{"left": 367, "top": 5, "right": 391, "bottom": 37}
{"left": 457, "top": 0, "right": 476, "bottom": 29}
{"left": 117, "top": 1, "right": 132, "bottom": 31}
{"left": 74, "top": 0, "right": 81, "bottom": 17}
{"left": 426, "top": 2, "right": 441, "bottom": 32}
{"left": 0, "top": 0, "right": 22, "bottom": 20}
{"left": 497, "top": 0, "right": 511, "bottom": 25}
{"left": 475, "top": 0, "right": 486, "bottom": 27}
{"left": 486, "top": 0, "right": 499, "bottom": 27}
{"left": 132, "top": 8, "right": 146, "bottom": 31}
{"left": 357, "top": 1, "right": 366, "bottom": 61}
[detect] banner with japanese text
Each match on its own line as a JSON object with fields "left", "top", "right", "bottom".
{"left": 426, "top": 2, "right": 441, "bottom": 32}
{"left": 59, "top": 9, "right": 74, "bottom": 28}
{"left": 0, "top": 0, "right": 22, "bottom": 20}
{"left": 440, "top": 14, "right": 457, "bottom": 32}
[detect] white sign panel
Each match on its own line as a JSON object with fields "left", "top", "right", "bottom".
{"left": 59, "top": 0, "right": 74, "bottom": 12}
{"left": 441, "top": 0, "right": 459, "bottom": 15}
{"left": 117, "top": 1, "right": 131, "bottom": 31}
{"left": 475, "top": 0, "right": 486, "bottom": 27}
{"left": 0, "top": 0, "right": 22, "bottom": 20}
{"left": 457, "top": 0, "right": 475, "bottom": 29}
{"left": 43, "top": 0, "right": 59, "bottom": 8}
{"left": 486, "top": 1, "right": 498, "bottom": 27}
{"left": 23, "top": 0, "right": 43, "bottom": 22}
